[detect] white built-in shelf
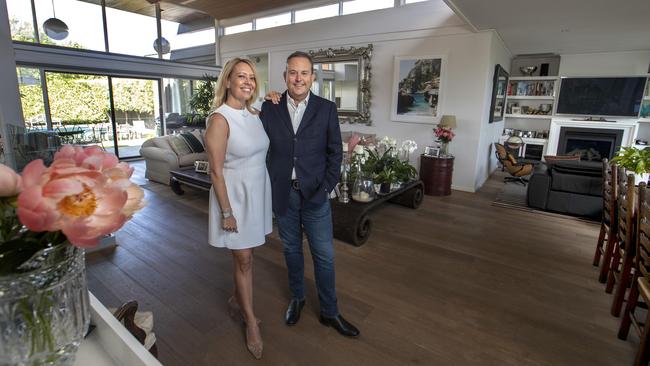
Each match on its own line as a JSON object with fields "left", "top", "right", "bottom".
{"left": 638, "top": 118, "right": 650, "bottom": 123}
{"left": 509, "top": 76, "right": 559, "bottom": 81}
{"left": 504, "top": 114, "right": 553, "bottom": 119}
{"left": 506, "top": 95, "right": 554, "bottom": 100}
{"left": 643, "top": 96, "right": 650, "bottom": 101}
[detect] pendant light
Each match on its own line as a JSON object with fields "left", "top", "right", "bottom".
{"left": 43, "top": 0, "right": 69, "bottom": 40}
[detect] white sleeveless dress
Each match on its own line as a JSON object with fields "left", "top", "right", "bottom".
{"left": 207, "top": 104, "right": 272, "bottom": 249}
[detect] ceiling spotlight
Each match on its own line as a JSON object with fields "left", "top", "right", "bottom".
{"left": 43, "top": 0, "right": 69, "bottom": 40}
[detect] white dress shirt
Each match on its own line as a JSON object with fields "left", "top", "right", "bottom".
{"left": 287, "top": 92, "right": 310, "bottom": 179}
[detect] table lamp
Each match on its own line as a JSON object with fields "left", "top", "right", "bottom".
{"left": 438, "top": 115, "right": 457, "bottom": 129}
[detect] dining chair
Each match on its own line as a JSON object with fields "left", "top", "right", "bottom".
{"left": 593, "top": 158, "right": 618, "bottom": 283}
{"left": 617, "top": 182, "right": 650, "bottom": 366}
{"left": 606, "top": 168, "right": 637, "bottom": 317}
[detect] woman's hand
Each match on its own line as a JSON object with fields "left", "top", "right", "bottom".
{"left": 222, "top": 216, "right": 238, "bottom": 233}
{"left": 264, "top": 90, "right": 282, "bottom": 104}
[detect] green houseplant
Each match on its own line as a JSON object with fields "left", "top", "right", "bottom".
{"left": 612, "top": 146, "right": 650, "bottom": 183}
{"left": 188, "top": 74, "right": 218, "bottom": 126}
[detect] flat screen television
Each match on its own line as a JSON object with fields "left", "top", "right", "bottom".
{"left": 556, "top": 77, "right": 646, "bottom": 117}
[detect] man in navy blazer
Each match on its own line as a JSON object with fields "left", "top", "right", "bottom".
{"left": 260, "top": 51, "right": 359, "bottom": 338}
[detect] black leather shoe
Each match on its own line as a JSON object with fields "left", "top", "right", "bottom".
{"left": 285, "top": 299, "right": 305, "bottom": 325}
{"left": 319, "top": 314, "right": 360, "bottom": 337}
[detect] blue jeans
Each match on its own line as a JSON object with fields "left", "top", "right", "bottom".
{"left": 275, "top": 189, "right": 338, "bottom": 318}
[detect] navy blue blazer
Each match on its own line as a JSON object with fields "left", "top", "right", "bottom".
{"left": 260, "top": 92, "right": 342, "bottom": 216}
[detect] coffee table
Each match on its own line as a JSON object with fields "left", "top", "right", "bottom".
{"left": 169, "top": 168, "right": 211, "bottom": 195}
{"left": 331, "top": 180, "right": 424, "bottom": 246}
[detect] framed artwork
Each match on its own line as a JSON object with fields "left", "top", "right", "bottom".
{"left": 489, "top": 64, "right": 509, "bottom": 123}
{"left": 391, "top": 55, "right": 446, "bottom": 124}
{"left": 194, "top": 160, "right": 210, "bottom": 173}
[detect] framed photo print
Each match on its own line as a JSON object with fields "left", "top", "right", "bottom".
{"left": 424, "top": 146, "right": 440, "bottom": 157}
{"left": 391, "top": 55, "right": 446, "bottom": 124}
{"left": 194, "top": 160, "right": 210, "bottom": 173}
{"left": 489, "top": 64, "right": 509, "bottom": 123}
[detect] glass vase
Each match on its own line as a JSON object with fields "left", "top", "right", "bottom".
{"left": 0, "top": 244, "right": 90, "bottom": 366}
{"left": 440, "top": 141, "right": 449, "bottom": 156}
{"left": 351, "top": 173, "right": 375, "bottom": 203}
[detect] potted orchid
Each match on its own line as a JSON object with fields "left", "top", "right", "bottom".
{"left": 0, "top": 146, "right": 144, "bottom": 365}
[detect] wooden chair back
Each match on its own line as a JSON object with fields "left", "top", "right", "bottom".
{"left": 602, "top": 159, "right": 618, "bottom": 228}
{"left": 617, "top": 166, "right": 636, "bottom": 255}
{"left": 637, "top": 183, "right": 650, "bottom": 282}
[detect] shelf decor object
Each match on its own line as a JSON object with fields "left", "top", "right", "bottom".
{"left": 391, "top": 55, "right": 446, "bottom": 123}
{"left": 489, "top": 64, "right": 509, "bottom": 123}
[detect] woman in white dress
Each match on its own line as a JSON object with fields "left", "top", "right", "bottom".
{"left": 205, "top": 57, "right": 272, "bottom": 360}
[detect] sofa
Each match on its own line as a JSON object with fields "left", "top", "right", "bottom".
{"left": 139, "top": 131, "right": 208, "bottom": 185}
{"left": 526, "top": 160, "right": 603, "bottom": 218}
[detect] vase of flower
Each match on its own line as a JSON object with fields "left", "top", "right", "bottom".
{"left": 0, "top": 244, "right": 90, "bottom": 366}
{"left": 434, "top": 125, "right": 455, "bottom": 157}
{"left": 0, "top": 145, "right": 145, "bottom": 366}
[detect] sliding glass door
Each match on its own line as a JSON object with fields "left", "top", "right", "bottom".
{"left": 109, "top": 77, "right": 161, "bottom": 158}
{"left": 42, "top": 71, "right": 161, "bottom": 158}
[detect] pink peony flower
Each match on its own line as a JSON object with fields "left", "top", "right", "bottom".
{"left": 0, "top": 163, "right": 22, "bottom": 197}
{"left": 17, "top": 146, "right": 144, "bottom": 248}
{"left": 347, "top": 134, "right": 361, "bottom": 154}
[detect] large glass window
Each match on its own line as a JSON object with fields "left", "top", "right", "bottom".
{"left": 342, "top": 0, "right": 394, "bottom": 15}
{"left": 405, "top": 0, "right": 428, "bottom": 3}
{"left": 45, "top": 71, "right": 110, "bottom": 149}
{"left": 34, "top": 0, "right": 105, "bottom": 51}
{"left": 17, "top": 68, "right": 46, "bottom": 129}
{"left": 161, "top": 18, "right": 215, "bottom": 60}
{"left": 255, "top": 12, "right": 291, "bottom": 30}
{"left": 111, "top": 77, "right": 159, "bottom": 158}
{"left": 105, "top": 4, "right": 158, "bottom": 57}
{"left": 7, "top": 0, "right": 36, "bottom": 42}
{"left": 295, "top": 4, "right": 340, "bottom": 23}
{"left": 224, "top": 23, "right": 252, "bottom": 35}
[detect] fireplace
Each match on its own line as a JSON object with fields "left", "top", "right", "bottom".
{"left": 557, "top": 127, "right": 623, "bottom": 161}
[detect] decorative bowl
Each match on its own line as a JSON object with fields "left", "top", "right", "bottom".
{"left": 519, "top": 66, "right": 537, "bottom": 76}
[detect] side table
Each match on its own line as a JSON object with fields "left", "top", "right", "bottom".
{"left": 419, "top": 154, "right": 454, "bottom": 196}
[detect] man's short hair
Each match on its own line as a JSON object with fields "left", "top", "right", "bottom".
{"left": 286, "top": 51, "right": 314, "bottom": 71}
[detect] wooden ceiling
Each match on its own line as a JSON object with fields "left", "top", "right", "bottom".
{"left": 81, "top": 0, "right": 309, "bottom": 23}
{"left": 160, "top": 0, "right": 308, "bottom": 20}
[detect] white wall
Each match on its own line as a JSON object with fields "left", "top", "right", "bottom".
{"left": 474, "top": 32, "right": 512, "bottom": 189}
{"left": 559, "top": 50, "right": 650, "bottom": 76}
{"left": 221, "top": 1, "right": 502, "bottom": 192}
{"left": 0, "top": 0, "right": 25, "bottom": 168}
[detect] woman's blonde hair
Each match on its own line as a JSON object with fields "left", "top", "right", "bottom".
{"left": 212, "top": 57, "right": 258, "bottom": 113}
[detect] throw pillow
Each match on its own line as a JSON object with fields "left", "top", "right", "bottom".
{"left": 190, "top": 129, "right": 205, "bottom": 149}
{"left": 180, "top": 132, "right": 205, "bottom": 153}
{"left": 544, "top": 154, "right": 580, "bottom": 166}
{"left": 169, "top": 135, "right": 192, "bottom": 156}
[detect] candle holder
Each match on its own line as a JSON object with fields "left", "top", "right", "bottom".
{"left": 338, "top": 153, "right": 350, "bottom": 203}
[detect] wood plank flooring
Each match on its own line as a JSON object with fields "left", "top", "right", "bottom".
{"left": 86, "top": 162, "right": 638, "bottom": 365}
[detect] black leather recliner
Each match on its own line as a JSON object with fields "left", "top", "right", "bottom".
{"left": 527, "top": 160, "right": 603, "bottom": 218}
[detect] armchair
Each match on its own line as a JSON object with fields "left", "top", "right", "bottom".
{"left": 494, "top": 142, "right": 534, "bottom": 185}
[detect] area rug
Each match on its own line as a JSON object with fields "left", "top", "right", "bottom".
{"left": 492, "top": 182, "right": 598, "bottom": 223}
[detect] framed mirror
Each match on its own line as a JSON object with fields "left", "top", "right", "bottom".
{"left": 489, "top": 64, "right": 509, "bottom": 123}
{"left": 309, "top": 44, "right": 372, "bottom": 125}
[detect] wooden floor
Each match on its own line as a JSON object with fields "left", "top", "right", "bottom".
{"left": 86, "top": 162, "right": 638, "bottom": 365}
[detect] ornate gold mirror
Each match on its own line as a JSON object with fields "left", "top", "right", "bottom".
{"left": 308, "top": 44, "right": 372, "bottom": 125}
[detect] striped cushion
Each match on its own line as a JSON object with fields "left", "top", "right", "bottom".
{"left": 180, "top": 132, "right": 205, "bottom": 153}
